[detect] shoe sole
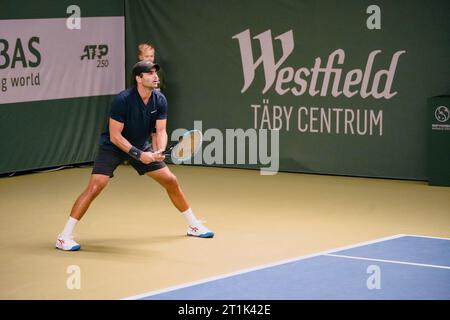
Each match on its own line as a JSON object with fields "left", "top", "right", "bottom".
{"left": 55, "top": 245, "right": 81, "bottom": 251}
{"left": 187, "top": 232, "right": 214, "bottom": 238}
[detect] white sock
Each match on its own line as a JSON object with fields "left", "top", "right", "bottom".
{"left": 61, "top": 217, "right": 78, "bottom": 237}
{"left": 181, "top": 208, "right": 200, "bottom": 226}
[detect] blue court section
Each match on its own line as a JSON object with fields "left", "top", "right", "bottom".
{"left": 137, "top": 235, "right": 450, "bottom": 300}
{"left": 332, "top": 236, "right": 450, "bottom": 267}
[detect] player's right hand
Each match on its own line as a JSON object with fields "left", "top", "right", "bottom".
{"left": 140, "top": 151, "right": 165, "bottom": 164}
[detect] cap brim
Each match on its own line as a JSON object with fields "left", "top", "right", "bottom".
{"left": 152, "top": 64, "right": 160, "bottom": 72}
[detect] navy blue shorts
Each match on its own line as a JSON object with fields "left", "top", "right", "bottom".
{"left": 92, "top": 146, "right": 166, "bottom": 178}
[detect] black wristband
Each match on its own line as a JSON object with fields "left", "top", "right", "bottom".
{"left": 128, "top": 146, "right": 142, "bottom": 161}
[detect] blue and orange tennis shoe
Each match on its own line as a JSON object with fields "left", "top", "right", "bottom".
{"left": 187, "top": 224, "right": 214, "bottom": 238}
{"left": 56, "top": 234, "right": 81, "bottom": 251}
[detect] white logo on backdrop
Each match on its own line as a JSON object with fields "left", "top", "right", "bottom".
{"left": 232, "top": 29, "right": 405, "bottom": 100}
{"left": 435, "top": 106, "right": 450, "bottom": 123}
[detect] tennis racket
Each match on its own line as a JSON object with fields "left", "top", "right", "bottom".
{"left": 160, "top": 129, "right": 203, "bottom": 162}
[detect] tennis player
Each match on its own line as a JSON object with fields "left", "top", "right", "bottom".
{"left": 55, "top": 60, "right": 214, "bottom": 251}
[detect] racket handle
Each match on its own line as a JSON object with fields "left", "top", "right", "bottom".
{"left": 161, "top": 142, "right": 177, "bottom": 155}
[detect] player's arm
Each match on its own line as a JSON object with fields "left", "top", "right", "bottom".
{"left": 109, "top": 118, "right": 133, "bottom": 153}
{"left": 109, "top": 118, "right": 163, "bottom": 164}
{"left": 153, "top": 119, "right": 168, "bottom": 152}
{"left": 150, "top": 132, "right": 157, "bottom": 150}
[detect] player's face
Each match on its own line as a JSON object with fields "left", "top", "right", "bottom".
{"left": 139, "top": 68, "right": 159, "bottom": 89}
{"left": 139, "top": 49, "right": 155, "bottom": 63}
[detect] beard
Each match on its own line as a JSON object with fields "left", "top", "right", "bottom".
{"left": 142, "top": 80, "right": 159, "bottom": 89}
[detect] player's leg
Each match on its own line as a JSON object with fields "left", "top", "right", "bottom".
{"left": 56, "top": 174, "right": 110, "bottom": 251}
{"left": 145, "top": 166, "right": 214, "bottom": 238}
{"left": 146, "top": 166, "right": 189, "bottom": 211}
{"left": 56, "top": 148, "right": 122, "bottom": 251}
{"left": 70, "top": 174, "right": 110, "bottom": 220}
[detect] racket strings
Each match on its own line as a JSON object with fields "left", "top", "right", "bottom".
{"left": 174, "top": 132, "right": 201, "bottom": 158}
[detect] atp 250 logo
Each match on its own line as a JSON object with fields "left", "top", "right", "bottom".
{"left": 80, "top": 44, "right": 109, "bottom": 68}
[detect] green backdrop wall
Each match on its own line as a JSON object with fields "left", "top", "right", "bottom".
{"left": 125, "top": 0, "right": 450, "bottom": 179}
{"left": 1, "top": 0, "right": 449, "bottom": 180}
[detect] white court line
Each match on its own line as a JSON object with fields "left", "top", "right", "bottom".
{"left": 325, "top": 254, "right": 450, "bottom": 270}
{"left": 122, "top": 234, "right": 406, "bottom": 300}
{"left": 401, "top": 234, "right": 450, "bottom": 241}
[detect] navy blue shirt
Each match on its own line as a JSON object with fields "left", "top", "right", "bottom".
{"left": 99, "top": 86, "right": 168, "bottom": 151}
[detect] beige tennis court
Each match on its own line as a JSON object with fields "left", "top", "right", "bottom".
{"left": 0, "top": 164, "right": 448, "bottom": 299}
